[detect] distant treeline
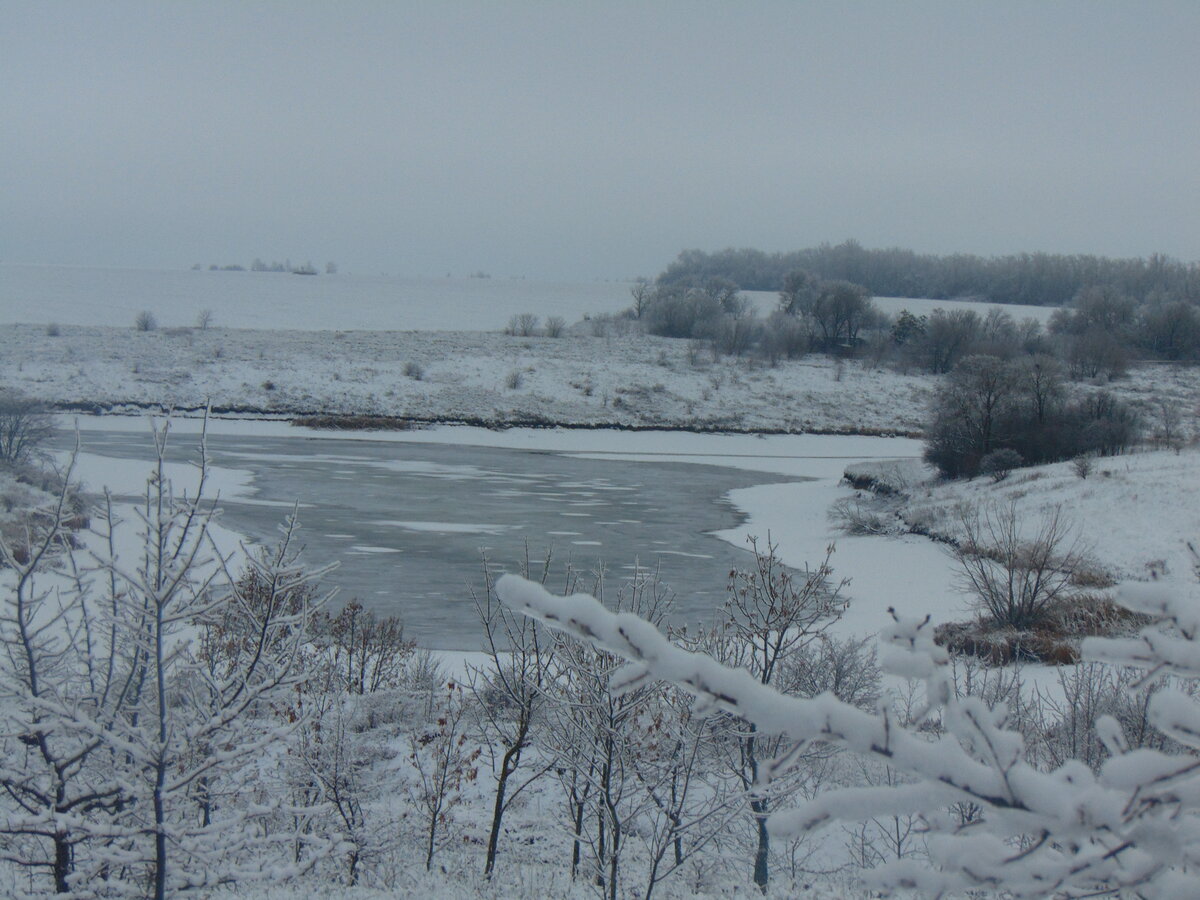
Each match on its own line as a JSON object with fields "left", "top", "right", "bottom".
{"left": 191, "top": 259, "right": 334, "bottom": 275}
{"left": 656, "top": 241, "right": 1200, "bottom": 307}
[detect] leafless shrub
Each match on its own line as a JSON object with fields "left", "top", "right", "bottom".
{"left": 506, "top": 313, "right": 539, "bottom": 337}
{"left": 1072, "top": 454, "right": 1095, "bottom": 479}
{"left": 504, "top": 369, "right": 524, "bottom": 390}
{"left": 134, "top": 310, "right": 157, "bottom": 331}
{"left": 586, "top": 311, "right": 639, "bottom": 338}
{"left": 952, "top": 501, "right": 1085, "bottom": 628}
{"left": 543, "top": 315, "right": 566, "bottom": 338}
{"left": 686, "top": 340, "right": 708, "bottom": 367}
{"left": 404, "top": 361, "right": 425, "bottom": 380}
{"left": 196, "top": 308, "right": 214, "bottom": 330}
{"left": 308, "top": 601, "right": 416, "bottom": 695}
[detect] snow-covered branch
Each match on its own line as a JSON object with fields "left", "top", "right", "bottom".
{"left": 498, "top": 572, "right": 1200, "bottom": 896}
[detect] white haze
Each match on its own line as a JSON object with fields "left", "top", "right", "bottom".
{"left": 2, "top": 1, "right": 1198, "bottom": 283}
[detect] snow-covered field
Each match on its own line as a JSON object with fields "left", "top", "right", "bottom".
{"left": 0, "top": 264, "right": 635, "bottom": 331}
{"left": 1, "top": 264, "right": 1057, "bottom": 334}
{"left": 890, "top": 448, "right": 1200, "bottom": 593}
{"left": 7, "top": 322, "right": 1199, "bottom": 439}
{"left": 4, "top": 324, "right": 935, "bottom": 433}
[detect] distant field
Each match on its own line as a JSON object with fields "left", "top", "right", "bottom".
{"left": 0, "top": 264, "right": 634, "bottom": 331}
{"left": 2, "top": 265, "right": 1059, "bottom": 333}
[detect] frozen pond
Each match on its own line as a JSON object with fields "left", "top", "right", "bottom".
{"left": 58, "top": 427, "right": 806, "bottom": 648}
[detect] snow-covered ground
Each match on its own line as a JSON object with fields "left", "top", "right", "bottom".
{"left": 895, "top": 448, "right": 1200, "bottom": 592}
{"left": 8, "top": 322, "right": 1200, "bottom": 440}
{"left": 5, "top": 324, "right": 934, "bottom": 433}
{"left": 0, "top": 264, "right": 1057, "bottom": 333}
{"left": 0, "top": 265, "right": 636, "bottom": 331}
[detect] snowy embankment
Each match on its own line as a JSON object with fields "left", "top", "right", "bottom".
{"left": 869, "top": 449, "right": 1200, "bottom": 592}
{"left": 825, "top": 446, "right": 1200, "bottom": 667}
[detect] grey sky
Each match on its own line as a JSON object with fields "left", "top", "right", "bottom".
{"left": 3, "top": 1, "right": 1197, "bottom": 279}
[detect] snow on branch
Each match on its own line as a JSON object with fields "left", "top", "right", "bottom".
{"left": 497, "top": 572, "right": 1200, "bottom": 896}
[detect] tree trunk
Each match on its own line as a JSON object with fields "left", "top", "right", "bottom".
{"left": 53, "top": 833, "right": 71, "bottom": 894}
{"left": 484, "top": 742, "right": 522, "bottom": 876}
{"left": 570, "top": 786, "right": 587, "bottom": 880}
{"left": 154, "top": 770, "right": 168, "bottom": 900}
{"left": 752, "top": 797, "right": 770, "bottom": 893}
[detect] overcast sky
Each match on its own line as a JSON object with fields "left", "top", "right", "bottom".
{"left": 3, "top": 1, "right": 1197, "bottom": 280}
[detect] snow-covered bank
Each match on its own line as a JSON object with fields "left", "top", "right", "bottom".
{"left": 10, "top": 322, "right": 1200, "bottom": 439}
{"left": 6, "top": 324, "right": 931, "bottom": 433}
{"left": 891, "top": 448, "right": 1200, "bottom": 591}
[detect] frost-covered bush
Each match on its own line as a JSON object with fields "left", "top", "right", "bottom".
{"left": 1073, "top": 453, "right": 1095, "bottom": 479}
{"left": 980, "top": 447, "right": 1023, "bottom": 482}
{"left": 828, "top": 494, "right": 897, "bottom": 535}
{"left": 135, "top": 309, "right": 158, "bottom": 331}
{"left": 0, "top": 425, "right": 340, "bottom": 896}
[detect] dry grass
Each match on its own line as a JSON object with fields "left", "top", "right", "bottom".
{"left": 935, "top": 593, "right": 1149, "bottom": 666}
{"left": 290, "top": 415, "right": 417, "bottom": 431}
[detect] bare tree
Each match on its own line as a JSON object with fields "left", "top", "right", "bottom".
{"left": 467, "top": 552, "right": 559, "bottom": 877}
{"left": 698, "top": 538, "right": 847, "bottom": 893}
{"left": 629, "top": 280, "right": 654, "bottom": 319}
{"left": 539, "top": 563, "right": 670, "bottom": 900}
{"left": 800, "top": 281, "right": 875, "bottom": 351}
{"left": 405, "top": 680, "right": 481, "bottom": 871}
{"left": 0, "top": 450, "right": 126, "bottom": 892}
{"left": 0, "top": 421, "right": 339, "bottom": 896}
{"left": 777, "top": 269, "right": 819, "bottom": 317}
{"left": 628, "top": 681, "right": 740, "bottom": 900}
{"left": 316, "top": 600, "right": 414, "bottom": 695}
{"left": 0, "top": 392, "right": 54, "bottom": 464}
